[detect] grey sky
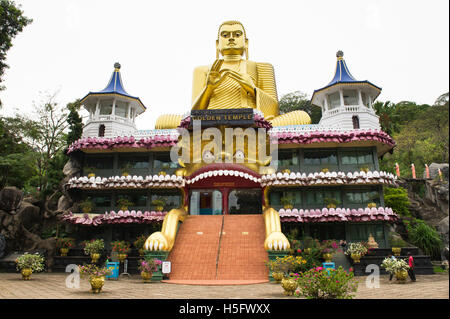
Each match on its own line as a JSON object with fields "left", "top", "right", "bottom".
{"left": 1, "top": 0, "right": 448, "bottom": 129}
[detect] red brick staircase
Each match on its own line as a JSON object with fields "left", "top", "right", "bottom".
{"left": 163, "top": 215, "right": 269, "bottom": 285}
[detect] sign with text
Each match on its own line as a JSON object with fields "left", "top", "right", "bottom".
{"left": 162, "top": 261, "right": 171, "bottom": 274}
{"left": 189, "top": 108, "right": 254, "bottom": 128}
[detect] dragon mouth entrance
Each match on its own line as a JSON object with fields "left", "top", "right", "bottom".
{"left": 186, "top": 163, "right": 262, "bottom": 186}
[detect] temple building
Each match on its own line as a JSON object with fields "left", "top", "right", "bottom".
{"left": 61, "top": 21, "right": 399, "bottom": 282}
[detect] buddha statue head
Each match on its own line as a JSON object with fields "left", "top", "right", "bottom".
{"left": 216, "top": 20, "right": 248, "bottom": 59}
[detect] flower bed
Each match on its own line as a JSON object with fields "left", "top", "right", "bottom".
{"left": 294, "top": 266, "right": 358, "bottom": 299}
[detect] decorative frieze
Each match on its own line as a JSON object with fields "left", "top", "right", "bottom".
{"left": 60, "top": 210, "right": 167, "bottom": 226}
{"left": 261, "top": 170, "right": 397, "bottom": 187}
{"left": 279, "top": 206, "right": 398, "bottom": 223}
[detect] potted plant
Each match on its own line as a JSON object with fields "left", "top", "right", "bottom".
{"left": 85, "top": 166, "right": 96, "bottom": 178}
{"left": 111, "top": 240, "right": 131, "bottom": 262}
{"left": 320, "top": 240, "right": 341, "bottom": 263}
{"left": 281, "top": 274, "right": 299, "bottom": 296}
{"left": 389, "top": 236, "right": 407, "bottom": 257}
{"left": 345, "top": 242, "right": 368, "bottom": 263}
{"left": 266, "top": 258, "right": 288, "bottom": 283}
{"left": 152, "top": 197, "right": 166, "bottom": 212}
{"left": 321, "top": 167, "right": 330, "bottom": 173}
{"left": 381, "top": 258, "right": 410, "bottom": 283}
{"left": 83, "top": 239, "right": 104, "bottom": 263}
{"left": 359, "top": 165, "right": 371, "bottom": 173}
{"left": 15, "top": 253, "right": 45, "bottom": 280}
{"left": 117, "top": 197, "right": 134, "bottom": 211}
{"left": 324, "top": 198, "right": 340, "bottom": 209}
{"left": 134, "top": 235, "right": 148, "bottom": 257}
{"left": 78, "top": 263, "right": 112, "bottom": 293}
{"left": 80, "top": 197, "right": 95, "bottom": 214}
{"left": 120, "top": 162, "right": 133, "bottom": 177}
{"left": 138, "top": 258, "right": 162, "bottom": 283}
{"left": 56, "top": 237, "right": 75, "bottom": 256}
{"left": 282, "top": 168, "right": 291, "bottom": 174}
{"left": 280, "top": 195, "right": 294, "bottom": 210}
{"left": 159, "top": 171, "right": 167, "bottom": 176}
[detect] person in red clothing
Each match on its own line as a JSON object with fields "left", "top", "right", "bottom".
{"left": 407, "top": 252, "right": 416, "bottom": 282}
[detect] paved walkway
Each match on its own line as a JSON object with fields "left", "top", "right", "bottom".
{"left": 0, "top": 272, "right": 448, "bottom": 299}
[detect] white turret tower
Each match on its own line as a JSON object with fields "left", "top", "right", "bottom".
{"left": 80, "top": 62, "right": 146, "bottom": 138}
{"left": 311, "top": 51, "right": 381, "bottom": 130}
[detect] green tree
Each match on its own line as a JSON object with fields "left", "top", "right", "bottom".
{"left": 0, "top": 0, "right": 32, "bottom": 106}
{"left": 66, "top": 99, "right": 83, "bottom": 146}
{"left": 383, "top": 187, "right": 410, "bottom": 217}
{"left": 278, "top": 91, "right": 322, "bottom": 124}
{"left": 373, "top": 101, "right": 399, "bottom": 135}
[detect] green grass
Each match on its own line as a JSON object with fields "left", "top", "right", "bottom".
{"left": 433, "top": 266, "right": 448, "bottom": 273}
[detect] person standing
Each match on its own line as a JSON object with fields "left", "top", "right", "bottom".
{"left": 407, "top": 252, "right": 416, "bottom": 282}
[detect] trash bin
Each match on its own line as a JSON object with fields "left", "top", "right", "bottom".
{"left": 106, "top": 262, "right": 119, "bottom": 280}
{"left": 322, "top": 262, "right": 335, "bottom": 274}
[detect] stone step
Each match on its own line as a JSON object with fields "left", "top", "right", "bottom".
{"left": 165, "top": 214, "right": 268, "bottom": 282}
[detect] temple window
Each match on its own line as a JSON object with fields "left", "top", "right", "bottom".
{"left": 340, "top": 149, "right": 374, "bottom": 171}
{"left": 343, "top": 90, "right": 358, "bottom": 105}
{"left": 98, "top": 124, "right": 105, "bottom": 137}
{"left": 274, "top": 149, "right": 299, "bottom": 171}
{"left": 150, "top": 189, "right": 181, "bottom": 212}
{"left": 118, "top": 155, "right": 150, "bottom": 175}
{"left": 303, "top": 150, "right": 338, "bottom": 173}
{"left": 115, "top": 100, "right": 127, "bottom": 118}
{"left": 99, "top": 99, "right": 113, "bottom": 115}
{"left": 343, "top": 189, "right": 380, "bottom": 208}
{"left": 82, "top": 193, "right": 112, "bottom": 213}
{"left": 116, "top": 192, "right": 148, "bottom": 210}
{"left": 361, "top": 92, "right": 370, "bottom": 107}
{"left": 84, "top": 155, "right": 113, "bottom": 176}
{"left": 327, "top": 92, "right": 341, "bottom": 109}
{"left": 352, "top": 115, "right": 360, "bottom": 129}
{"left": 269, "top": 190, "right": 302, "bottom": 210}
{"left": 153, "top": 152, "right": 179, "bottom": 174}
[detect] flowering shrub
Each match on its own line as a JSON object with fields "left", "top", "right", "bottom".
{"left": 381, "top": 257, "right": 409, "bottom": 274}
{"left": 320, "top": 240, "right": 341, "bottom": 254}
{"left": 56, "top": 237, "right": 75, "bottom": 249}
{"left": 133, "top": 235, "right": 148, "bottom": 249}
{"left": 266, "top": 255, "right": 307, "bottom": 275}
{"left": 111, "top": 241, "right": 131, "bottom": 254}
{"left": 345, "top": 242, "right": 368, "bottom": 256}
{"left": 15, "top": 253, "right": 45, "bottom": 272}
{"left": 138, "top": 258, "right": 162, "bottom": 273}
{"left": 79, "top": 264, "right": 112, "bottom": 279}
{"left": 294, "top": 266, "right": 358, "bottom": 299}
{"left": 83, "top": 239, "right": 104, "bottom": 255}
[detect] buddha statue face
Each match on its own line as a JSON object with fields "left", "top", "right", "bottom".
{"left": 216, "top": 21, "right": 248, "bottom": 58}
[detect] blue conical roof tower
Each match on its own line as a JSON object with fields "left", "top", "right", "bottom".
{"left": 310, "top": 51, "right": 382, "bottom": 131}
{"left": 80, "top": 63, "right": 146, "bottom": 138}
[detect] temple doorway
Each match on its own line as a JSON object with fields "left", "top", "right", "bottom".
{"left": 190, "top": 189, "right": 222, "bottom": 215}
{"left": 228, "top": 188, "right": 262, "bottom": 214}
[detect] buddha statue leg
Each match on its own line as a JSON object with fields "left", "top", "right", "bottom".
{"left": 155, "top": 114, "right": 183, "bottom": 130}
{"left": 269, "top": 110, "right": 312, "bottom": 127}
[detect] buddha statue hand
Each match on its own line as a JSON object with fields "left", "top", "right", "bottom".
{"left": 206, "top": 59, "right": 227, "bottom": 90}
{"left": 223, "top": 69, "right": 256, "bottom": 97}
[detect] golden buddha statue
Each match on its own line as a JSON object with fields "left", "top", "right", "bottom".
{"left": 155, "top": 21, "right": 310, "bottom": 129}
